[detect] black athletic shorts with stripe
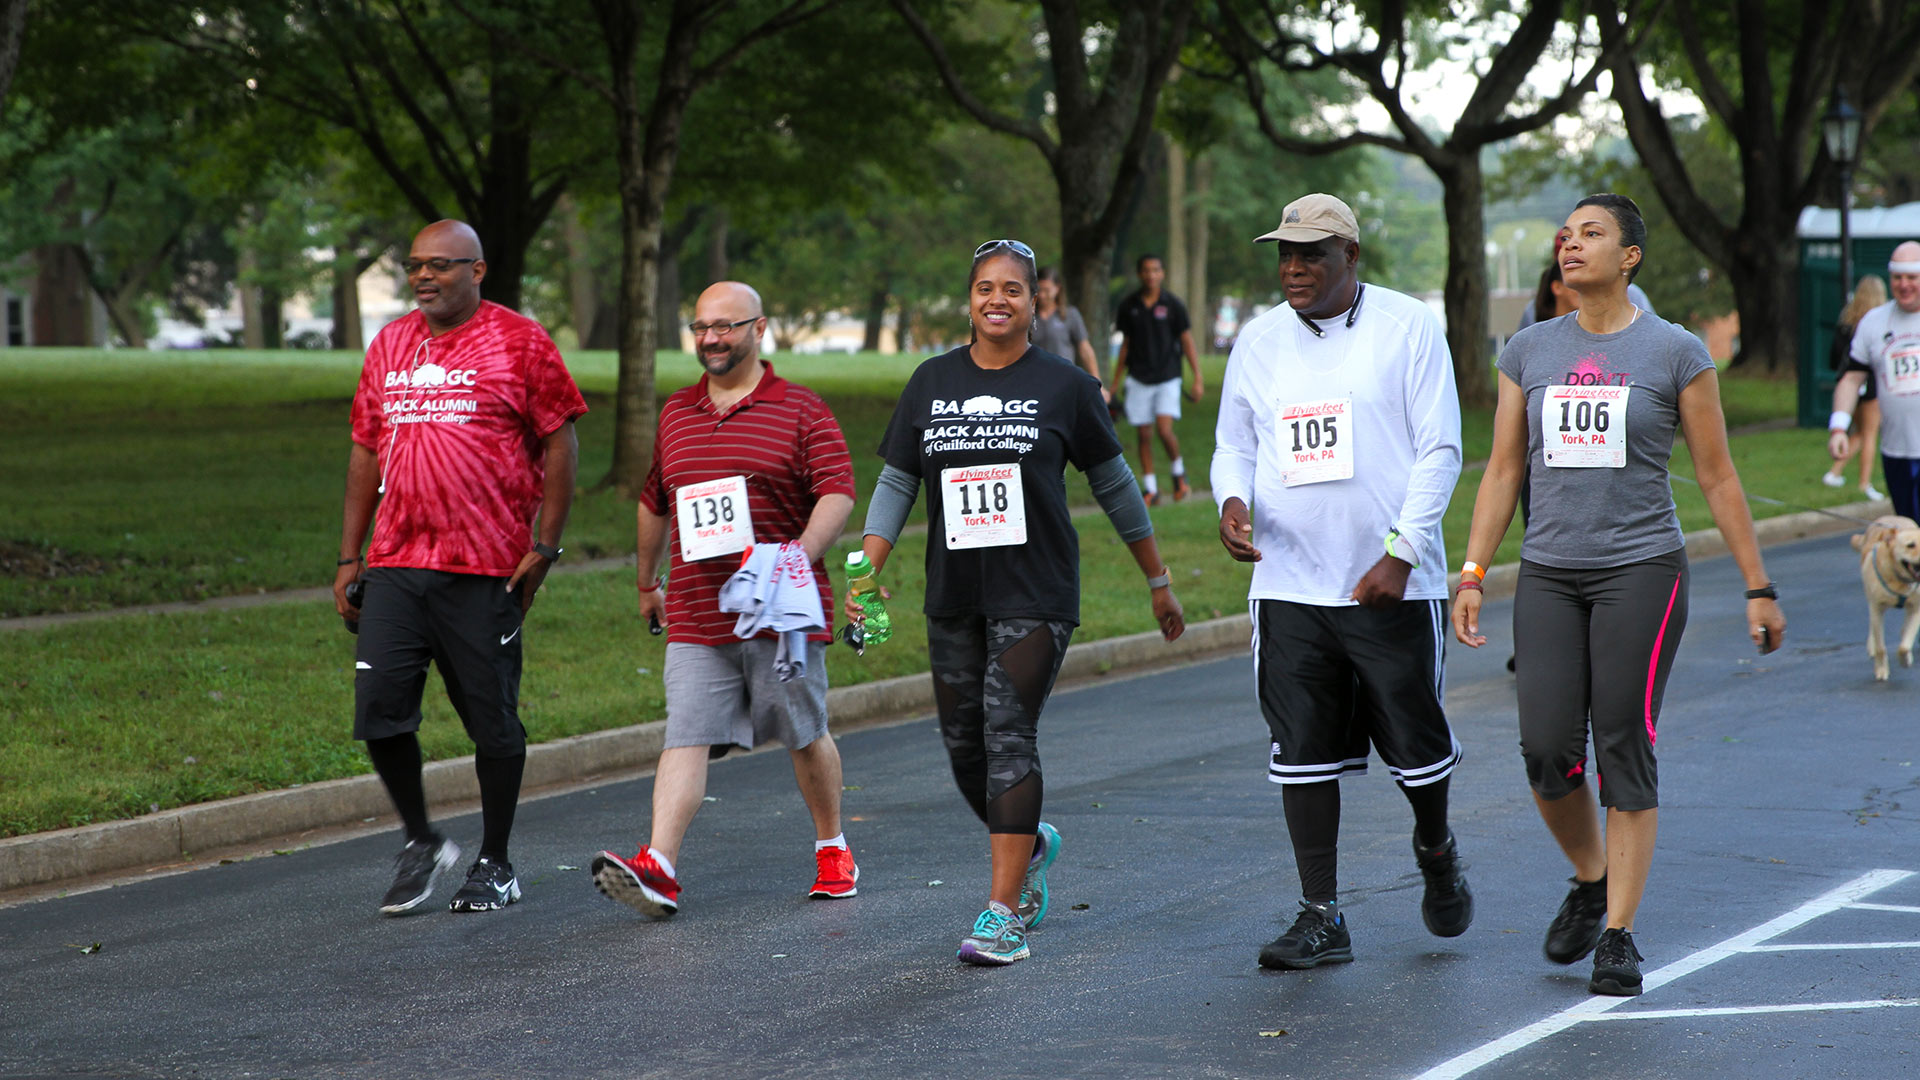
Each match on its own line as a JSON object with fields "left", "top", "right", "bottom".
{"left": 353, "top": 567, "right": 528, "bottom": 758}
{"left": 1252, "top": 598, "right": 1461, "bottom": 788}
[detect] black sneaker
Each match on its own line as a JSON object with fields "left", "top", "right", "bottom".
{"left": 1589, "top": 927, "right": 1644, "bottom": 996}
{"left": 1258, "top": 902, "right": 1354, "bottom": 969}
{"left": 378, "top": 836, "right": 461, "bottom": 916}
{"left": 1414, "top": 831, "right": 1474, "bottom": 938}
{"left": 448, "top": 856, "right": 522, "bottom": 912}
{"left": 1544, "top": 875, "right": 1608, "bottom": 964}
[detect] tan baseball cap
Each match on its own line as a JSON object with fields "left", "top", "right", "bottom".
{"left": 1254, "top": 193, "right": 1359, "bottom": 244}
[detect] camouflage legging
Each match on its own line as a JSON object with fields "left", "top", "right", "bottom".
{"left": 926, "top": 615, "right": 1074, "bottom": 835}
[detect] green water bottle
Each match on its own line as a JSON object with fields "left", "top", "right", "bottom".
{"left": 845, "top": 552, "right": 892, "bottom": 645}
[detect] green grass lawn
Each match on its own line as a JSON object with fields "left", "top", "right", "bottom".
{"left": 0, "top": 347, "right": 1868, "bottom": 837}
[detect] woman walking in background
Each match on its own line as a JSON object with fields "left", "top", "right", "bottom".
{"left": 1824, "top": 275, "right": 1887, "bottom": 501}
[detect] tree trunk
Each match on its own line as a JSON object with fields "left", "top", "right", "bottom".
{"left": 239, "top": 243, "right": 264, "bottom": 349}
{"left": 1437, "top": 155, "right": 1494, "bottom": 408}
{"left": 30, "top": 244, "right": 92, "bottom": 346}
{"left": 1165, "top": 135, "right": 1188, "bottom": 304}
{"left": 330, "top": 260, "right": 364, "bottom": 352}
{"left": 862, "top": 286, "right": 889, "bottom": 352}
{"left": 1187, "top": 152, "right": 1211, "bottom": 350}
{"left": 895, "top": 301, "right": 913, "bottom": 354}
{"left": 0, "top": 0, "right": 26, "bottom": 109}
{"left": 560, "top": 193, "right": 598, "bottom": 351}
{"left": 706, "top": 205, "right": 729, "bottom": 284}
{"left": 1061, "top": 223, "right": 1119, "bottom": 383}
{"left": 101, "top": 283, "right": 147, "bottom": 348}
{"left": 261, "top": 286, "right": 283, "bottom": 349}
{"left": 655, "top": 239, "right": 683, "bottom": 352}
{"left": 1724, "top": 230, "right": 1799, "bottom": 371}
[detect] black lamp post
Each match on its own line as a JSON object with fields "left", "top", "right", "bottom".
{"left": 1822, "top": 87, "right": 1864, "bottom": 309}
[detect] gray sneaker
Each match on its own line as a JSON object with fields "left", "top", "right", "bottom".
{"left": 379, "top": 836, "right": 461, "bottom": 915}
{"left": 956, "top": 902, "right": 1030, "bottom": 966}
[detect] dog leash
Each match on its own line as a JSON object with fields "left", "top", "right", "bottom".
{"left": 1668, "top": 473, "right": 1887, "bottom": 528}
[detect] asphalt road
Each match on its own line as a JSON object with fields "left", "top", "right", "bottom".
{"left": 4, "top": 533, "right": 1918, "bottom": 1079}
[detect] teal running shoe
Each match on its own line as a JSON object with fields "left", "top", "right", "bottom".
{"left": 956, "top": 902, "right": 1030, "bottom": 966}
{"left": 1017, "top": 822, "right": 1061, "bottom": 928}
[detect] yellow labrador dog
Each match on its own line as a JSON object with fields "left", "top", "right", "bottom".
{"left": 1852, "top": 515, "right": 1920, "bottom": 681}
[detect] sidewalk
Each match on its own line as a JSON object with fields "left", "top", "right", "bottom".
{"left": 0, "top": 495, "right": 1885, "bottom": 897}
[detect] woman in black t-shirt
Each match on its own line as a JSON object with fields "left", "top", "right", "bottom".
{"left": 851, "top": 239, "right": 1185, "bottom": 967}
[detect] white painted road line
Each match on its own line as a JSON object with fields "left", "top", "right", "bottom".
{"left": 1745, "top": 941, "right": 1920, "bottom": 952}
{"left": 1412, "top": 869, "right": 1918, "bottom": 1080}
{"left": 1847, "top": 902, "right": 1920, "bottom": 914}
{"left": 1585, "top": 1000, "right": 1920, "bottom": 1021}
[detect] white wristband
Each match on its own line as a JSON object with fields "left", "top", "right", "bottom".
{"left": 1829, "top": 410, "right": 1854, "bottom": 432}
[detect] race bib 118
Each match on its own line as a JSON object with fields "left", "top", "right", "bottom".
{"left": 676, "top": 475, "right": 753, "bottom": 561}
{"left": 939, "top": 465, "right": 1026, "bottom": 549}
{"left": 1542, "top": 385, "right": 1630, "bottom": 468}
{"left": 1278, "top": 397, "right": 1354, "bottom": 487}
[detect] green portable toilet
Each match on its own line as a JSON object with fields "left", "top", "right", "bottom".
{"left": 1797, "top": 202, "right": 1920, "bottom": 426}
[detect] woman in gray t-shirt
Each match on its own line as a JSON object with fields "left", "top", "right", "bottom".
{"left": 1450, "top": 194, "right": 1786, "bottom": 999}
{"left": 1033, "top": 267, "right": 1108, "bottom": 398}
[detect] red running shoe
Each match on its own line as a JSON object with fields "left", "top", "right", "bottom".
{"left": 592, "top": 847, "right": 680, "bottom": 917}
{"left": 809, "top": 844, "right": 860, "bottom": 899}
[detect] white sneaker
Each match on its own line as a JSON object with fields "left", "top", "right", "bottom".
{"left": 1861, "top": 485, "right": 1886, "bottom": 502}
{"left": 1822, "top": 472, "right": 1846, "bottom": 488}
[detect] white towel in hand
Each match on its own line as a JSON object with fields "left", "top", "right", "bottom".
{"left": 717, "top": 541, "right": 824, "bottom": 681}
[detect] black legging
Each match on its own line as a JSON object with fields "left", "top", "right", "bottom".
{"left": 926, "top": 615, "right": 1073, "bottom": 835}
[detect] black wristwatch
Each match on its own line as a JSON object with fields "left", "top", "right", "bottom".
{"left": 1744, "top": 583, "right": 1778, "bottom": 600}
{"left": 532, "top": 542, "right": 563, "bottom": 562}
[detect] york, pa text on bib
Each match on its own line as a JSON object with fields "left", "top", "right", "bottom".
{"left": 1542, "top": 385, "right": 1630, "bottom": 468}
{"left": 1277, "top": 397, "right": 1354, "bottom": 487}
{"left": 676, "top": 475, "right": 754, "bottom": 560}
{"left": 939, "top": 464, "right": 1027, "bottom": 549}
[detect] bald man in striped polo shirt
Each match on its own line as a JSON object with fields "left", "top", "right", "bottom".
{"left": 592, "top": 281, "right": 861, "bottom": 918}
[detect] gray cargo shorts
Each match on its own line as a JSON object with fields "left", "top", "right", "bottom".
{"left": 662, "top": 639, "right": 830, "bottom": 753}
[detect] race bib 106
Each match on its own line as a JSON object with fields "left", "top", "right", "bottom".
{"left": 939, "top": 464, "right": 1026, "bottom": 549}
{"left": 1278, "top": 397, "right": 1354, "bottom": 487}
{"left": 676, "top": 475, "right": 753, "bottom": 561}
{"left": 1542, "top": 385, "right": 1630, "bottom": 468}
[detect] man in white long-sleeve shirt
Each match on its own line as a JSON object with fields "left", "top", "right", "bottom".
{"left": 1211, "top": 193, "right": 1472, "bottom": 971}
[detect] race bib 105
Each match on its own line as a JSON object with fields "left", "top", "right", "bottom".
{"left": 676, "top": 475, "right": 753, "bottom": 561}
{"left": 1278, "top": 397, "right": 1354, "bottom": 487}
{"left": 939, "top": 464, "right": 1026, "bottom": 549}
{"left": 1542, "top": 385, "right": 1630, "bottom": 468}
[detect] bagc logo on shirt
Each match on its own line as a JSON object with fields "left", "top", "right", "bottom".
{"left": 385, "top": 363, "right": 479, "bottom": 389}
{"left": 932, "top": 396, "right": 1040, "bottom": 417}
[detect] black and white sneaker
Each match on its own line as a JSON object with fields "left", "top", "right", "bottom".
{"left": 1544, "top": 875, "right": 1608, "bottom": 964}
{"left": 448, "top": 856, "right": 521, "bottom": 912}
{"left": 1414, "top": 831, "right": 1474, "bottom": 938}
{"left": 379, "top": 836, "right": 461, "bottom": 915}
{"left": 1258, "top": 901, "right": 1354, "bottom": 969}
{"left": 1589, "top": 927, "right": 1644, "bottom": 996}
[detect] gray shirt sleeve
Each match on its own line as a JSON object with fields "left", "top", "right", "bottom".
{"left": 861, "top": 464, "right": 921, "bottom": 545}
{"left": 1087, "top": 454, "right": 1153, "bottom": 543}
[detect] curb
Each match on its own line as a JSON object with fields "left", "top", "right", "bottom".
{"left": 0, "top": 615, "right": 1251, "bottom": 894}
{"left": 1, "top": 495, "right": 1883, "bottom": 895}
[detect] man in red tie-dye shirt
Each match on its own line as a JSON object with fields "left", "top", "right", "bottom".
{"left": 334, "top": 220, "right": 587, "bottom": 918}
